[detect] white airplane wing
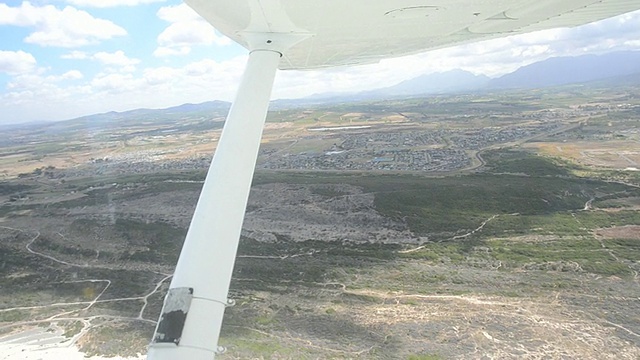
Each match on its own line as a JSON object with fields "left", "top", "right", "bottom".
{"left": 186, "top": 0, "right": 640, "bottom": 69}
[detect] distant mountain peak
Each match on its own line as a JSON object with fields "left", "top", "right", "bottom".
{"left": 489, "top": 51, "right": 640, "bottom": 89}
{"left": 388, "top": 70, "right": 491, "bottom": 95}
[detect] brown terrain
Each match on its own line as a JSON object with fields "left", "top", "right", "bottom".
{"left": 1, "top": 87, "right": 640, "bottom": 359}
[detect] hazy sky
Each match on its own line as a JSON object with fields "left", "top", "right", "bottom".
{"left": 1, "top": 1, "right": 640, "bottom": 124}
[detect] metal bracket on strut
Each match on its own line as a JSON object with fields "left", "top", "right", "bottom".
{"left": 210, "top": 297, "right": 235, "bottom": 308}
{"left": 210, "top": 299, "right": 234, "bottom": 355}
{"left": 152, "top": 287, "right": 194, "bottom": 345}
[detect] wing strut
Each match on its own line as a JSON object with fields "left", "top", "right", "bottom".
{"left": 147, "top": 47, "right": 282, "bottom": 360}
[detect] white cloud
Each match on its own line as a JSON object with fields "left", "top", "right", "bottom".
{"left": 67, "top": 0, "right": 166, "bottom": 7}
{"left": 0, "top": 55, "right": 249, "bottom": 123}
{"left": 7, "top": 69, "right": 84, "bottom": 93}
{"left": 61, "top": 50, "right": 139, "bottom": 72}
{"left": 91, "top": 73, "right": 144, "bottom": 93}
{"left": 58, "top": 70, "right": 84, "bottom": 81}
{"left": 0, "top": 50, "right": 37, "bottom": 75}
{"left": 143, "top": 66, "right": 179, "bottom": 85}
{"left": 60, "top": 51, "right": 89, "bottom": 60}
{"left": 0, "top": 2, "right": 126, "bottom": 47}
{"left": 156, "top": 3, "right": 200, "bottom": 23}
{"left": 154, "top": 3, "right": 231, "bottom": 57}
{"left": 1, "top": 73, "right": 88, "bottom": 120}
{"left": 88, "top": 57, "right": 246, "bottom": 97}
{"left": 153, "top": 46, "right": 190, "bottom": 57}
{"left": 93, "top": 50, "right": 140, "bottom": 67}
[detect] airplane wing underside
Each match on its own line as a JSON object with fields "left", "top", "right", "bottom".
{"left": 185, "top": 0, "right": 640, "bottom": 70}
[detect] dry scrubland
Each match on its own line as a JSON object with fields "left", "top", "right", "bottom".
{"left": 1, "top": 85, "right": 640, "bottom": 359}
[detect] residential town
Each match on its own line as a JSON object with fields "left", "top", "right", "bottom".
{"left": 26, "top": 119, "right": 570, "bottom": 178}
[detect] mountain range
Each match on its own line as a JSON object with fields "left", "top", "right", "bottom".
{"left": 270, "top": 51, "right": 640, "bottom": 108}
{"left": 6, "top": 51, "right": 640, "bottom": 128}
{"left": 489, "top": 51, "right": 640, "bottom": 89}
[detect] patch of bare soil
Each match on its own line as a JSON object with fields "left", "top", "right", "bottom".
{"left": 595, "top": 225, "right": 640, "bottom": 240}
{"left": 242, "top": 183, "right": 414, "bottom": 243}
{"left": 39, "top": 182, "right": 413, "bottom": 245}
{"left": 223, "top": 263, "right": 640, "bottom": 360}
{"left": 349, "top": 291, "right": 640, "bottom": 360}
{"left": 77, "top": 188, "right": 200, "bottom": 229}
